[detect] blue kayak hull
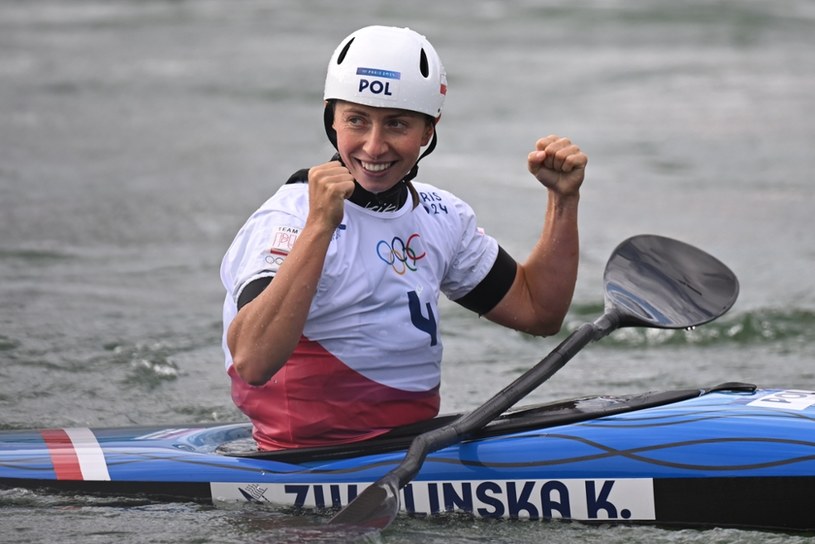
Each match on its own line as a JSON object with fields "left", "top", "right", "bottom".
{"left": 2, "top": 384, "right": 815, "bottom": 531}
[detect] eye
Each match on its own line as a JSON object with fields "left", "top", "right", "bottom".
{"left": 345, "top": 114, "right": 366, "bottom": 126}
{"left": 387, "top": 118, "right": 410, "bottom": 130}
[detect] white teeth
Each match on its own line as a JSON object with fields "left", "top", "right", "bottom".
{"left": 361, "top": 161, "right": 391, "bottom": 172}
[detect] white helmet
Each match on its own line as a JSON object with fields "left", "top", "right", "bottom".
{"left": 324, "top": 26, "right": 447, "bottom": 118}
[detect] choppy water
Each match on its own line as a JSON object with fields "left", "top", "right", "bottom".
{"left": 2, "top": 0, "right": 814, "bottom": 542}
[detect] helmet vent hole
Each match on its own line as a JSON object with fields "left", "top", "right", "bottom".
{"left": 337, "top": 37, "right": 355, "bottom": 64}
{"left": 419, "top": 49, "right": 429, "bottom": 78}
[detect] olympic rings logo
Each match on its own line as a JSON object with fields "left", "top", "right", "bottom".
{"left": 377, "top": 234, "right": 426, "bottom": 275}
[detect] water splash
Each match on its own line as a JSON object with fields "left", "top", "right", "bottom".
{"left": 566, "top": 303, "right": 815, "bottom": 348}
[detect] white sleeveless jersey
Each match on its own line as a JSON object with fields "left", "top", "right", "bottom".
{"left": 220, "top": 181, "right": 499, "bottom": 448}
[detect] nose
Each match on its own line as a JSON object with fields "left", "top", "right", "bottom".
{"left": 362, "top": 123, "right": 388, "bottom": 158}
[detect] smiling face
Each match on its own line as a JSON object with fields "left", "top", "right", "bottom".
{"left": 332, "top": 101, "right": 434, "bottom": 193}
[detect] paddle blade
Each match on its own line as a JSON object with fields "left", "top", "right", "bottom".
{"left": 328, "top": 474, "right": 400, "bottom": 529}
{"left": 604, "top": 234, "right": 739, "bottom": 329}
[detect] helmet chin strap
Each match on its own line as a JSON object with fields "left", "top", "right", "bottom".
{"left": 323, "top": 103, "right": 340, "bottom": 150}
{"left": 323, "top": 101, "right": 437, "bottom": 184}
{"left": 403, "top": 128, "right": 437, "bottom": 183}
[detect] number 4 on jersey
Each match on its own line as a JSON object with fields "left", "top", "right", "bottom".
{"left": 408, "top": 291, "right": 438, "bottom": 346}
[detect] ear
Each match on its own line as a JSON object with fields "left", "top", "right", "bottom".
{"left": 421, "top": 120, "right": 435, "bottom": 147}
{"left": 323, "top": 100, "right": 339, "bottom": 150}
{"left": 328, "top": 101, "right": 337, "bottom": 130}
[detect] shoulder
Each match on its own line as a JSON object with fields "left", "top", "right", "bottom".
{"left": 411, "top": 182, "right": 477, "bottom": 220}
{"left": 252, "top": 182, "right": 309, "bottom": 216}
{"left": 228, "top": 182, "right": 308, "bottom": 247}
{"left": 412, "top": 182, "right": 468, "bottom": 207}
{"left": 221, "top": 182, "right": 307, "bottom": 291}
{"left": 411, "top": 182, "right": 461, "bottom": 204}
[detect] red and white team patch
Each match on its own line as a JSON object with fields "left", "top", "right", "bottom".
{"left": 265, "top": 226, "right": 300, "bottom": 266}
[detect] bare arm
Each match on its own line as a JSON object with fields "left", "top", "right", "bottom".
{"left": 226, "top": 161, "right": 355, "bottom": 385}
{"left": 484, "top": 135, "right": 587, "bottom": 336}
